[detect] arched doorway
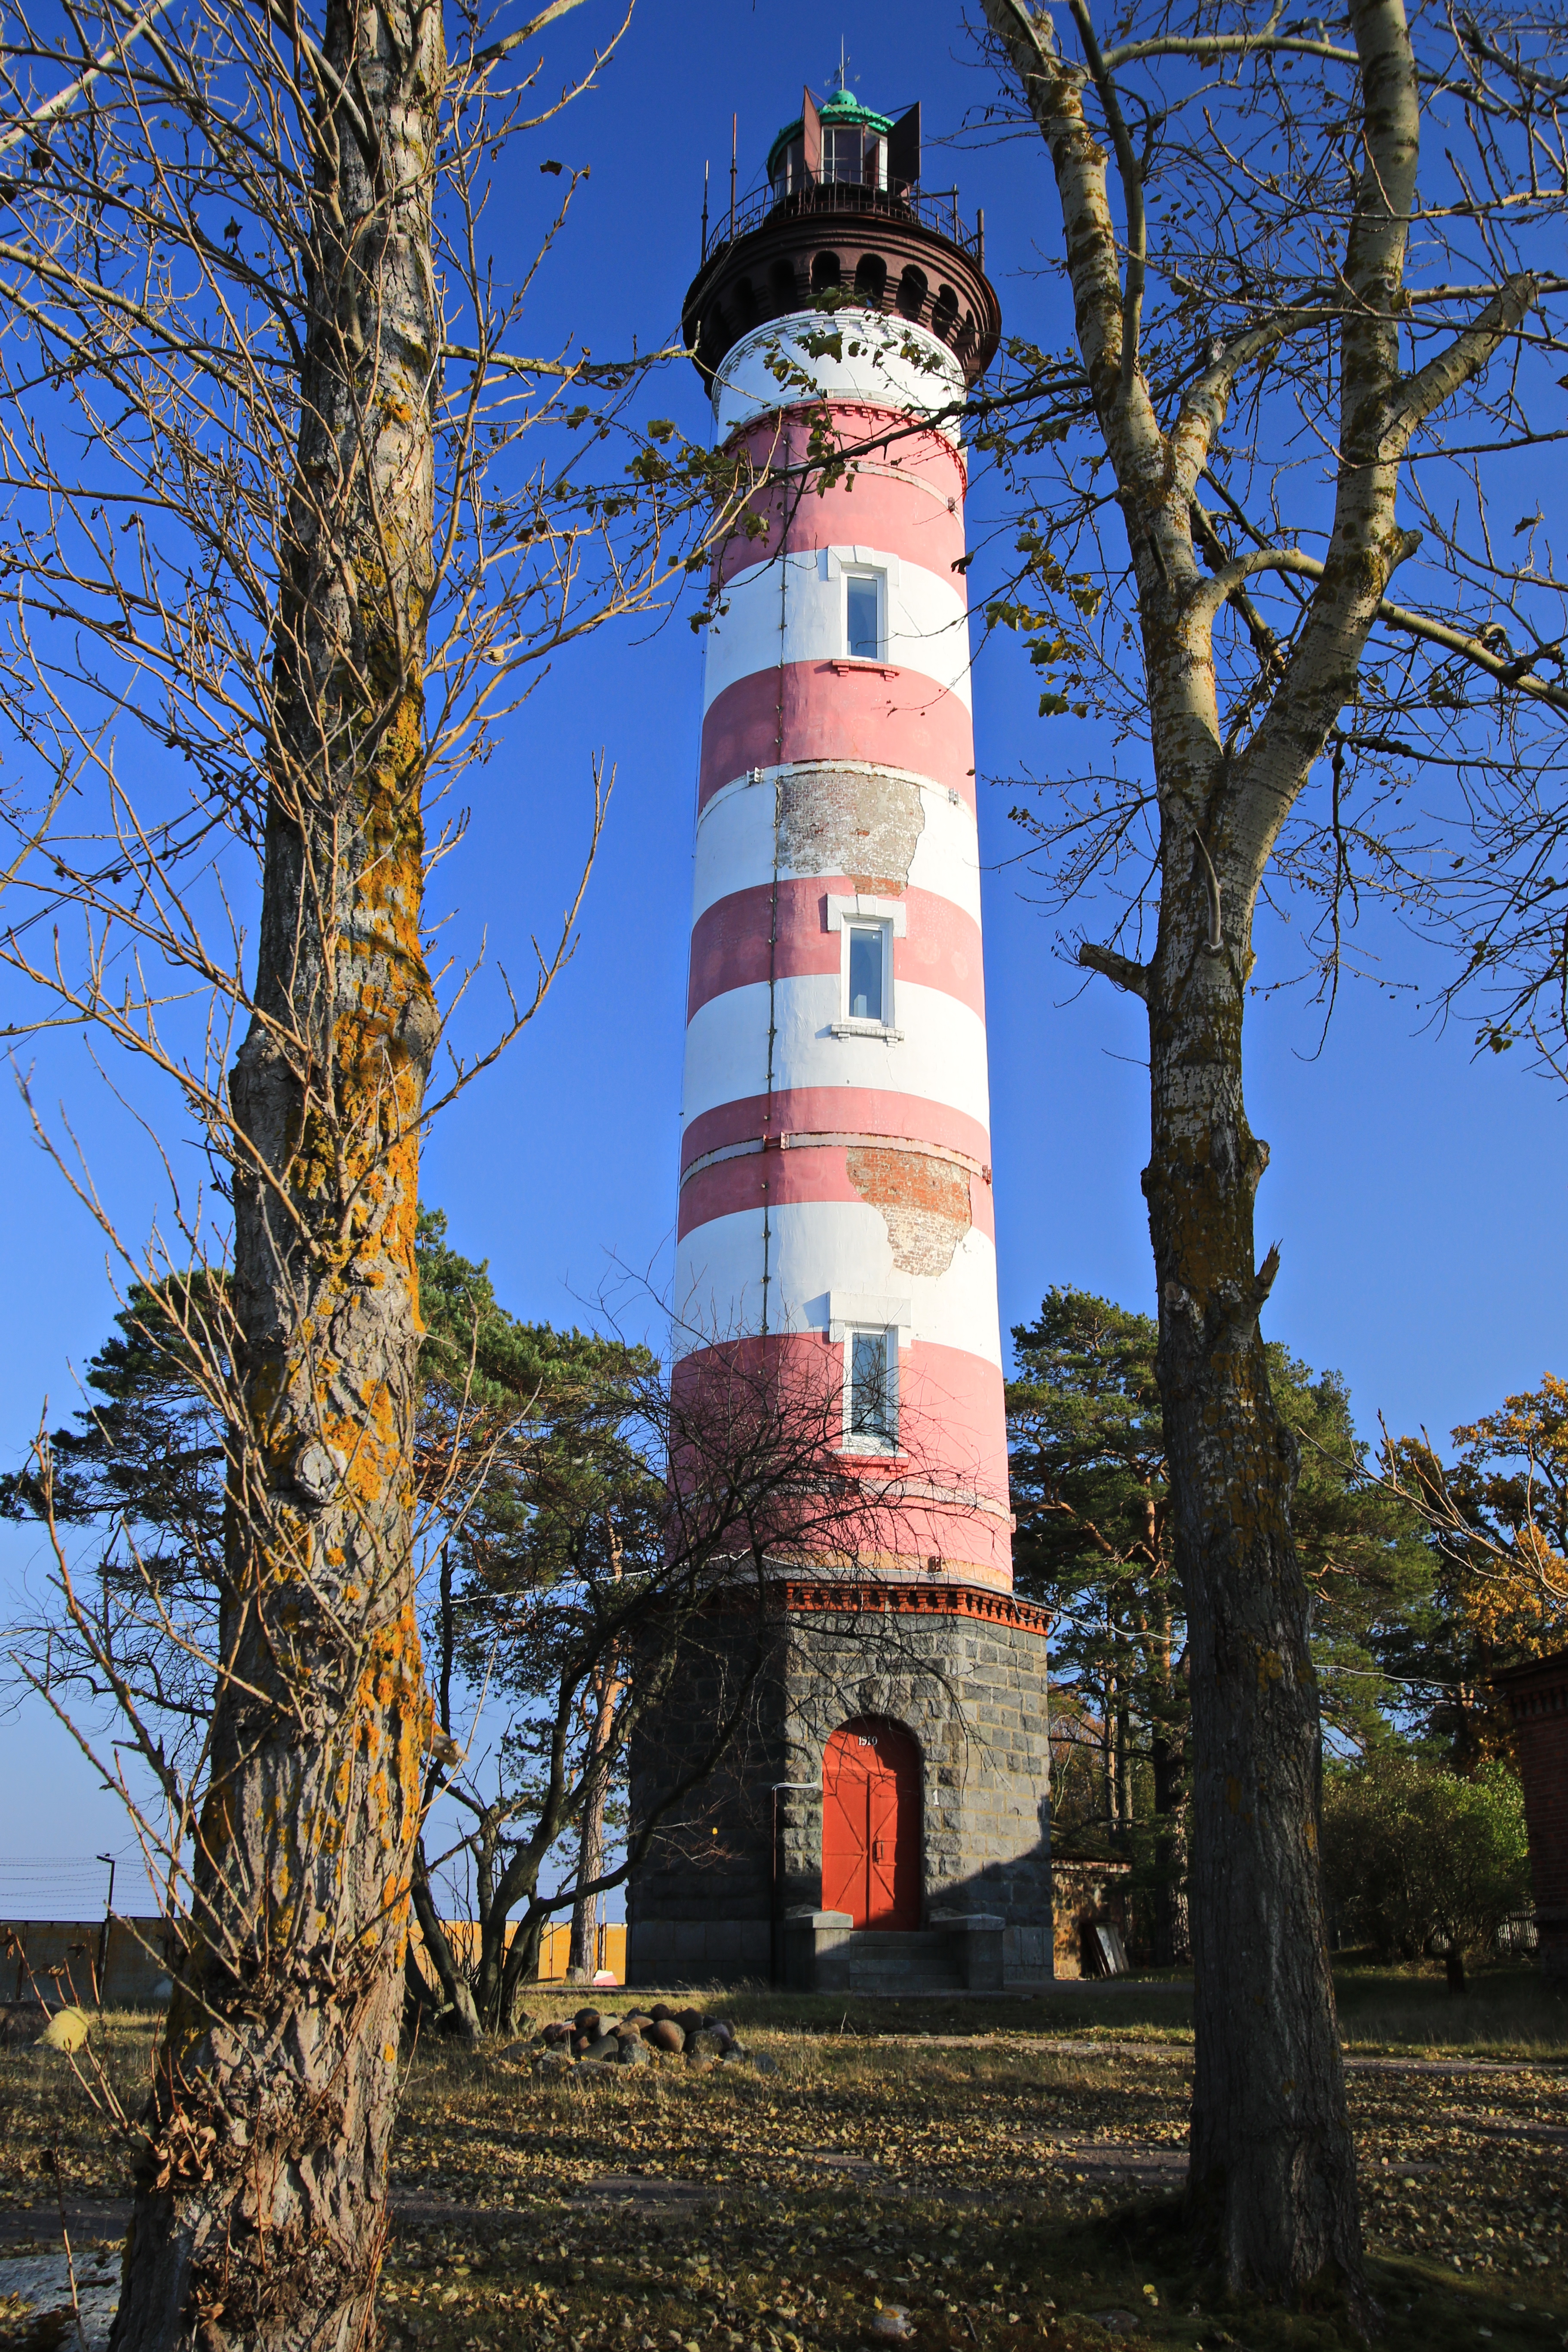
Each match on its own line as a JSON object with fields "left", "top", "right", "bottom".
{"left": 822, "top": 1718, "right": 922, "bottom": 1929}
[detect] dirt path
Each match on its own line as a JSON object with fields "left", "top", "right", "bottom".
{"left": 878, "top": 2035, "right": 1563, "bottom": 2076}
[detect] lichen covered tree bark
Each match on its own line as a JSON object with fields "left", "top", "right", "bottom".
{"left": 110, "top": 0, "right": 441, "bottom": 2341}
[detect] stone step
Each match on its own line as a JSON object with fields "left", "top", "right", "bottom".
{"left": 814, "top": 1929, "right": 963, "bottom": 1992}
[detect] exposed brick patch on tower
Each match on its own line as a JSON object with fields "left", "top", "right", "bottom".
{"left": 847, "top": 1143, "right": 972, "bottom": 1276}
{"left": 777, "top": 763, "right": 925, "bottom": 890}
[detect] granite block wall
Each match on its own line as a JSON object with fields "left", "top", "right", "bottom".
{"left": 626, "top": 1588, "right": 1051, "bottom": 1987}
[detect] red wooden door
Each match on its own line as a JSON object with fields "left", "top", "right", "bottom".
{"left": 822, "top": 1718, "right": 921, "bottom": 1929}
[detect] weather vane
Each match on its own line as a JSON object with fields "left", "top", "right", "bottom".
{"left": 830, "top": 38, "right": 856, "bottom": 93}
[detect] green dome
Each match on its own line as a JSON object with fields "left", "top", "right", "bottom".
{"left": 767, "top": 89, "right": 894, "bottom": 179}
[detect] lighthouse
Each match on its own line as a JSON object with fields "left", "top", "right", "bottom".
{"left": 627, "top": 80, "right": 1053, "bottom": 1991}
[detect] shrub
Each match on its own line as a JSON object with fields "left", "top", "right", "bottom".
{"left": 1321, "top": 1752, "right": 1531, "bottom": 1978}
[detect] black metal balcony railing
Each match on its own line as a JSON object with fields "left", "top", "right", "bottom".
{"left": 699, "top": 177, "right": 984, "bottom": 273}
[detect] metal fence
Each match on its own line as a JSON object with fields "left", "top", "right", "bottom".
{"left": 701, "top": 180, "right": 983, "bottom": 272}
{"left": 1495, "top": 1910, "right": 1540, "bottom": 1956}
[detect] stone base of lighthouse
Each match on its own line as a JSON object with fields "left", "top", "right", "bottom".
{"left": 625, "top": 1584, "right": 1053, "bottom": 1991}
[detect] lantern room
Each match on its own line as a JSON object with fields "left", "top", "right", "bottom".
{"left": 766, "top": 86, "right": 920, "bottom": 202}
{"left": 682, "top": 82, "right": 999, "bottom": 388}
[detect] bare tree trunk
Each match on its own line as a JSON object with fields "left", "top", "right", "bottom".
{"left": 1115, "top": 1686, "right": 1134, "bottom": 1838}
{"left": 410, "top": 1844, "right": 482, "bottom": 2044}
{"left": 474, "top": 1841, "right": 518, "bottom": 2028}
{"left": 110, "top": 0, "right": 440, "bottom": 2341}
{"left": 980, "top": 0, "right": 1537, "bottom": 2306}
{"left": 1149, "top": 1600, "right": 1186, "bottom": 1965}
{"left": 1143, "top": 959, "right": 1359, "bottom": 2283}
{"left": 1099, "top": 1617, "right": 1118, "bottom": 1837}
{"left": 407, "top": 1549, "right": 481, "bottom": 2042}
{"left": 467, "top": 1812, "right": 510, "bottom": 2023}
{"left": 567, "top": 1804, "right": 603, "bottom": 1980}
{"left": 1150, "top": 1730, "right": 1187, "bottom": 1967}
{"left": 568, "top": 1666, "right": 619, "bottom": 1978}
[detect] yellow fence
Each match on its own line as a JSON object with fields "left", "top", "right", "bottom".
{"left": 536, "top": 1921, "right": 626, "bottom": 1982}
{"left": 3, "top": 1914, "right": 628, "bottom": 2009}
{"left": 410, "top": 1917, "right": 625, "bottom": 1986}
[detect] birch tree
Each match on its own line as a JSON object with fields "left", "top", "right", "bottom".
{"left": 0, "top": 0, "right": 744, "bottom": 2340}
{"left": 977, "top": 0, "right": 1567, "bottom": 2313}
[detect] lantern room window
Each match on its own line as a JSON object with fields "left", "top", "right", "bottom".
{"left": 768, "top": 96, "right": 920, "bottom": 208}
{"left": 823, "top": 125, "right": 888, "bottom": 189}
{"left": 771, "top": 127, "right": 886, "bottom": 195}
{"left": 771, "top": 135, "right": 806, "bottom": 200}
{"left": 769, "top": 106, "right": 897, "bottom": 201}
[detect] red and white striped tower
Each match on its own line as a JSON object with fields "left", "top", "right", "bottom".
{"left": 629, "top": 85, "right": 1053, "bottom": 1991}
{"left": 678, "top": 88, "right": 1009, "bottom": 1584}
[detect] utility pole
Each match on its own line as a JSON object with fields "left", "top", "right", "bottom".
{"left": 95, "top": 1853, "right": 116, "bottom": 2008}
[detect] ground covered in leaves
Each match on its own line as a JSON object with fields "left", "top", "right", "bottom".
{"left": 0, "top": 1966, "right": 1562, "bottom": 2352}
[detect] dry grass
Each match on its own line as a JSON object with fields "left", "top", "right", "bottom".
{"left": 1332, "top": 1964, "right": 1568, "bottom": 2057}
{"left": 0, "top": 1969, "right": 1562, "bottom": 2352}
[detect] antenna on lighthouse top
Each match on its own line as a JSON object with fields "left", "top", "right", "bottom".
{"left": 701, "top": 157, "right": 709, "bottom": 260}
{"left": 729, "top": 111, "right": 737, "bottom": 238}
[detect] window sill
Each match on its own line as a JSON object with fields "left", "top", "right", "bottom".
{"left": 830, "top": 1020, "right": 903, "bottom": 1042}
{"left": 828, "top": 658, "right": 900, "bottom": 677}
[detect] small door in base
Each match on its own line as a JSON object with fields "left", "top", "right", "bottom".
{"left": 821, "top": 1717, "right": 922, "bottom": 1929}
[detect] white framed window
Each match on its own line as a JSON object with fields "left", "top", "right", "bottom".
{"left": 825, "top": 892, "right": 905, "bottom": 1039}
{"left": 843, "top": 568, "right": 885, "bottom": 662}
{"left": 846, "top": 920, "right": 888, "bottom": 1023}
{"left": 844, "top": 1325, "right": 898, "bottom": 1453}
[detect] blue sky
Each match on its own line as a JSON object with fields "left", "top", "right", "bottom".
{"left": 2, "top": 0, "right": 1563, "bottom": 1895}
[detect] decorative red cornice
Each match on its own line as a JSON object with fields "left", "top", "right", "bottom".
{"left": 772, "top": 1578, "right": 1050, "bottom": 1637}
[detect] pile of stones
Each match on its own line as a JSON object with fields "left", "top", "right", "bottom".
{"left": 528, "top": 2003, "right": 767, "bottom": 2079}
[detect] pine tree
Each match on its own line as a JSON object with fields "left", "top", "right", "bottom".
{"left": 1008, "top": 1289, "right": 1432, "bottom": 1959}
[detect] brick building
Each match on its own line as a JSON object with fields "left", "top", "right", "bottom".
{"left": 1494, "top": 1645, "right": 1568, "bottom": 1979}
